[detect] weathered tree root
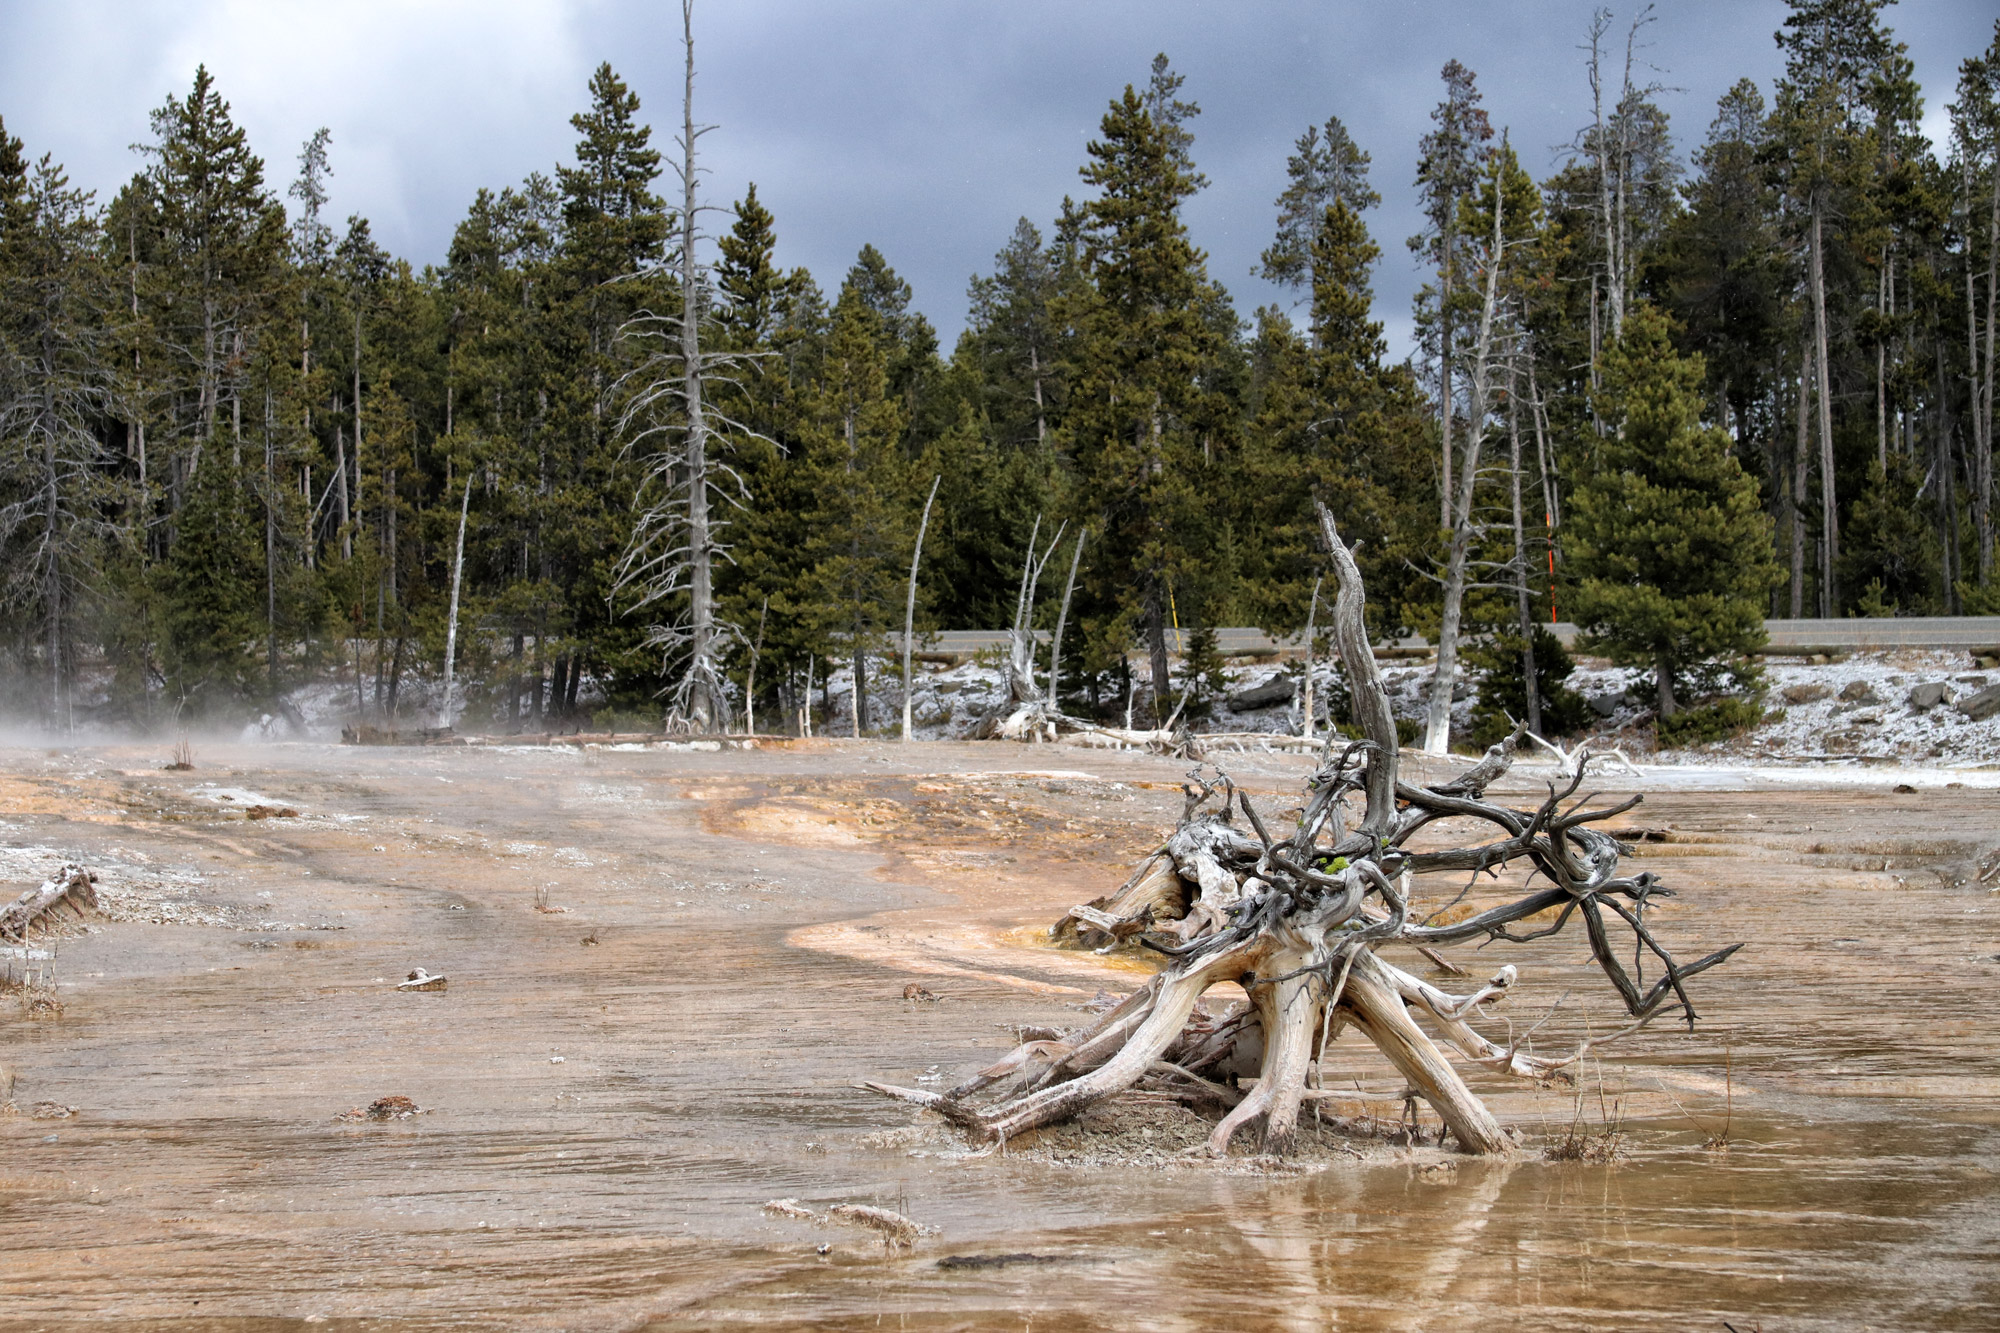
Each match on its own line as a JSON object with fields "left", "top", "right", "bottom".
{"left": 1, "top": 864, "right": 96, "bottom": 941}
{"left": 867, "top": 502, "right": 1742, "bottom": 1158}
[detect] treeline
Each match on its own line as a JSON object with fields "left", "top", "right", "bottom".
{"left": 1, "top": 3, "right": 1998, "bottom": 739}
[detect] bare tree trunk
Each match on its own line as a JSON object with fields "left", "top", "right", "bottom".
{"left": 902, "top": 475, "right": 940, "bottom": 742}
{"left": 1029, "top": 342, "right": 1047, "bottom": 448}
{"left": 264, "top": 386, "right": 278, "bottom": 698}
{"left": 1978, "top": 154, "right": 2000, "bottom": 582}
{"left": 1147, "top": 594, "right": 1171, "bottom": 726}
{"left": 352, "top": 306, "right": 362, "bottom": 512}
{"left": 334, "top": 416, "right": 352, "bottom": 562}
{"left": 1588, "top": 10, "right": 1627, "bottom": 352}
{"left": 1810, "top": 204, "right": 1839, "bottom": 615}
{"left": 1528, "top": 360, "right": 1561, "bottom": 625}
{"left": 1877, "top": 251, "right": 1889, "bottom": 476}
{"left": 41, "top": 392, "right": 63, "bottom": 719}
{"left": 440, "top": 474, "right": 472, "bottom": 729}
{"left": 1425, "top": 145, "right": 1506, "bottom": 756}
{"left": 1319, "top": 505, "right": 1398, "bottom": 826}
{"left": 678, "top": 0, "right": 725, "bottom": 732}
{"left": 1438, "top": 275, "right": 1454, "bottom": 530}
{"left": 745, "top": 598, "right": 766, "bottom": 735}
{"left": 1968, "top": 177, "right": 1989, "bottom": 584}
{"left": 1007, "top": 516, "right": 1064, "bottom": 706}
{"left": 1299, "top": 574, "right": 1321, "bottom": 740}
{"left": 1791, "top": 351, "right": 1808, "bottom": 617}
{"left": 200, "top": 299, "right": 218, "bottom": 445}
{"left": 1507, "top": 361, "right": 1540, "bottom": 736}
{"left": 1938, "top": 337, "right": 1961, "bottom": 612}
{"left": 1984, "top": 160, "right": 1999, "bottom": 580}
{"left": 1047, "top": 527, "right": 1086, "bottom": 711}
{"left": 851, "top": 647, "right": 865, "bottom": 739}
{"left": 1007, "top": 513, "right": 1042, "bottom": 703}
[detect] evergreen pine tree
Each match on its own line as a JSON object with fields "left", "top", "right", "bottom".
{"left": 1839, "top": 452, "right": 1939, "bottom": 612}
{"left": 1258, "top": 114, "right": 1379, "bottom": 290}
{"left": 799, "top": 281, "right": 911, "bottom": 732}
{"left": 0, "top": 153, "right": 116, "bottom": 719}
{"left": 1567, "top": 306, "right": 1779, "bottom": 717}
{"left": 1241, "top": 186, "right": 1427, "bottom": 638}
{"left": 1063, "top": 60, "right": 1235, "bottom": 718}
{"left": 159, "top": 452, "right": 263, "bottom": 706}
{"left": 716, "top": 183, "right": 781, "bottom": 346}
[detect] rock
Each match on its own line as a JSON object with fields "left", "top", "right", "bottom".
{"left": 1588, "top": 694, "right": 1622, "bottom": 718}
{"left": 1955, "top": 675, "right": 1989, "bottom": 689}
{"left": 1227, "top": 673, "right": 1295, "bottom": 710}
{"left": 1908, "top": 681, "right": 1954, "bottom": 711}
{"left": 1837, "top": 680, "right": 1879, "bottom": 704}
{"left": 1955, "top": 684, "right": 2000, "bottom": 722}
{"left": 334, "top": 1095, "right": 422, "bottom": 1122}
{"left": 1784, "top": 683, "right": 1834, "bottom": 705}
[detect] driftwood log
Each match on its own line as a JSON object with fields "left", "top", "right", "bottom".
{"left": 868, "top": 502, "right": 1740, "bottom": 1156}
{"left": 1, "top": 864, "right": 96, "bottom": 940}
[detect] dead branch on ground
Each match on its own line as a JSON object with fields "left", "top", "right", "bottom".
{"left": 1, "top": 864, "right": 96, "bottom": 941}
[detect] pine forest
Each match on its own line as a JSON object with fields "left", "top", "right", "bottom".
{"left": 3, "top": 2, "right": 2000, "bottom": 747}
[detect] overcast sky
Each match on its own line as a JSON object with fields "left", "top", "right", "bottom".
{"left": 3, "top": 1, "right": 1994, "bottom": 356}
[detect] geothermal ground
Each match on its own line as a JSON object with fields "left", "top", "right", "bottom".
{"left": 2, "top": 737, "right": 1998, "bottom": 1330}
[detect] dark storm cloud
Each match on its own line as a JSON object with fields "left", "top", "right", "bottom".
{"left": 3, "top": 1, "right": 1993, "bottom": 355}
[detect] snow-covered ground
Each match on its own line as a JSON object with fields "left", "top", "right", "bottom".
{"left": 28, "top": 642, "right": 2000, "bottom": 773}
{"left": 808, "top": 648, "right": 2000, "bottom": 772}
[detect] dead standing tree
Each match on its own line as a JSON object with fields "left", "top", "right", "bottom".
{"left": 868, "top": 501, "right": 1739, "bottom": 1155}
{"left": 1005, "top": 513, "right": 1067, "bottom": 706}
{"left": 614, "top": 0, "right": 765, "bottom": 731}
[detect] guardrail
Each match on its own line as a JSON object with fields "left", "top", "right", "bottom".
{"left": 920, "top": 618, "right": 2000, "bottom": 660}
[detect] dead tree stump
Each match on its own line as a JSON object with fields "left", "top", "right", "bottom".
{"left": 868, "top": 502, "right": 1740, "bottom": 1156}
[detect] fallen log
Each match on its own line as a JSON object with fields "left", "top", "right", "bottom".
{"left": 865, "top": 500, "right": 1741, "bottom": 1158}
{"left": 1, "top": 864, "right": 96, "bottom": 940}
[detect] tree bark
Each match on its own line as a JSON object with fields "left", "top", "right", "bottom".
{"left": 1047, "top": 527, "right": 1086, "bottom": 710}
{"left": 1810, "top": 204, "right": 1838, "bottom": 614}
{"left": 1425, "top": 146, "right": 1505, "bottom": 756}
{"left": 745, "top": 598, "right": 766, "bottom": 736}
{"left": 1146, "top": 593, "right": 1171, "bottom": 727}
{"left": 1792, "top": 350, "right": 1809, "bottom": 617}
{"left": 1299, "top": 575, "right": 1321, "bottom": 740}
{"left": 679, "top": 0, "right": 724, "bottom": 732}
{"left": 264, "top": 386, "right": 277, "bottom": 698}
{"left": 334, "top": 416, "right": 352, "bottom": 563}
{"left": 852, "top": 648, "right": 866, "bottom": 739}
{"left": 1507, "top": 361, "right": 1540, "bottom": 735}
{"left": 902, "top": 475, "right": 940, "bottom": 741}
{"left": 440, "top": 474, "right": 472, "bottom": 729}
{"left": 1877, "top": 250, "right": 1889, "bottom": 476}
{"left": 1318, "top": 502, "right": 1398, "bottom": 830}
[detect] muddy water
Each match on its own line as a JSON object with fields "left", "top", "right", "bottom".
{"left": 2, "top": 739, "right": 1996, "bottom": 1330}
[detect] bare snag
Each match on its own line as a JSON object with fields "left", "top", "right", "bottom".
{"left": 866, "top": 501, "right": 1741, "bottom": 1158}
